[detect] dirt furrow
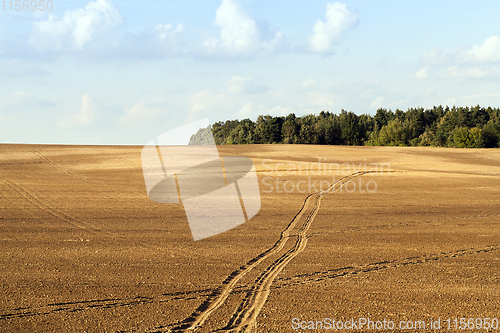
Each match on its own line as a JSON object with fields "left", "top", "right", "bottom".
{"left": 275, "top": 244, "right": 500, "bottom": 287}
{"left": 165, "top": 176, "right": 342, "bottom": 332}
{"left": 160, "top": 172, "right": 365, "bottom": 332}
{"left": 229, "top": 173, "right": 363, "bottom": 332}
{"left": 1, "top": 178, "right": 100, "bottom": 233}
{"left": 31, "top": 149, "right": 89, "bottom": 180}
{"left": 0, "top": 289, "right": 214, "bottom": 321}
{"left": 96, "top": 148, "right": 138, "bottom": 167}
{"left": 4, "top": 244, "right": 495, "bottom": 324}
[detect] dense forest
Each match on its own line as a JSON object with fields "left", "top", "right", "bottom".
{"left": 190, "top": 105, "right": 500, "bottom": 148}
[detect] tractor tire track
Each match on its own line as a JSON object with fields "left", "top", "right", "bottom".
{"left": 1, "top": 178, "right": 161, "bottom": 246}
{"left": 163, "top": 172, "right": 366, "bottom": 332}
{"left": 4, "top": 244, "right": 496, "bottom": 324}
{"left": 307, "top": 212, "right": 500, "bottom": 239}
{"left": 227, "top": 172, "right": 362, "bottom": 332}
{"left": 8, "top": 164, "right": 495, "bottom": 330}
{"left": 31, "top": 149, "right": 89, "bottom": 180}
{"left": 0, "top": 289, "right": 213, "bottom": 321}
{"left": 30, "top": 148, "right": 146, "bottom": 197}
{"left": 274, "top": 244, "right": 500, "bottom": 288}
{"left": 96, "top": 148, "right": 138, "bottom": 167}
{"left": 1, "top": 178, "right": 100, "bottom": 233}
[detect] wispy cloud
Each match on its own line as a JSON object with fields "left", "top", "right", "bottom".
{"left": 415, "top": 63, "right": 500, "bottom": 80}
{"left": 58, "top": 94, "right": 95, "bottom": 128}
{"left": 414, "top": 66, "right": 430, "bottom": 80}
{"left": 227, "top": 76, "right": 267, "bottom": 95}
{"left": 369, "top": 96, "right": 384, "bottom": 110}
{"left": 301, "top": 78, "right": 317, "bottom": 88}
{"left": 421, "top": 35, "right": 500, "bottom": 65}
{"left": 117, "top": 23, "right": 186, "bottom": 59}
{"left": 119, "top": 100, "right": 160, "bottom": 125}
{"left": 445, "top": 65, "right": 490, "bottom": 78}
{"left": 417, "top": 35, "right": 500, "bottom": 79}
{"left": 0, "top": 90, "right": 55, "bottom": 112}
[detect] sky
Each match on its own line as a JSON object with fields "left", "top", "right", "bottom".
{"left": 1, "top": 0, "right": 499, "bottom": 144}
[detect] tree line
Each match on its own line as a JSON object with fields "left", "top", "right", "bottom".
{"left": 191, "top": 105, "right": 500, "bottom": 148}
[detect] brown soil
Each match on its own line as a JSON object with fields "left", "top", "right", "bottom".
{"left": 0, "top": 144, "right": 499, "bottom": 332}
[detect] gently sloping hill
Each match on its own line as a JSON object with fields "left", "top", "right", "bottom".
{"left": 1, "top": 144, "right": 499, "bottom": 332}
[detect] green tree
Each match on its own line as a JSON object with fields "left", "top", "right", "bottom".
{"left": 405, "top": 107, "right": 425, "bottom": 140}
{"left": 281, "top": 113, "right": 298, "bottom": 144}
{"left": 471, "top": 105, "right": 489, "bottom": 127}
{"left": 364, "top": 121, "right": 380, "bottom": 146}
{"left": 374, "top": 108, "right": 394, "bottom": 128}
{"left": 378, "top": 119, "right": 407, "bottom": 146}
{"left": 207, "top": 104, "right": 500, "bottom": 148}
{"left": 296, "top": 114, "right": 317, "bottom": 144}
{"left": 357, "top": 114, "right": 374, "bottom": 144}
{"left": 227, "top": 119, "right": 256, "bottom": 144}
{"left": 481, "top": 120, "right": 500, "bottom": 148}
{"left": 418, "top": 130, "right": 435, "bottom": 146}
{"left": 340, "top": 110, "right": 360, "bottom": 145}
{"left": 255, "top": 115, "right": 271, "bottom": 143}
{"left": 329, "top": 115, "right": 343, "bottom": 145}
{"left": 454, "top": 127, "right": 483, "bottom": 148}
{"left": 212, "top": 120, "right": 240, "bottom": 145}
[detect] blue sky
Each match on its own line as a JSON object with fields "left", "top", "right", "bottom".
{"left": 1, "top": 0, "right": 499, "bottom": 144}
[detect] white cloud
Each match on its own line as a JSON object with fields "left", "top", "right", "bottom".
{"left": 120, "top": 100, "right": 159, "bottom": 125}
{"left": 415, "top": 66, "right": 430, "bottom": 80}
{"left": 417, "top": 36, "right": 500, "bottom": 80}
{"left": 307, "top": 2, "right": 358, "bottom": 53}
{"left": 227, "top": 76, "right": 266, "bottom": 94}
{"left": 460, "top": 93, "right": 500, "bottom": 100}
{"left": 13, "top": 91, "right": 31, "bottom": 98}
{"left": 304, "top": 91, "right": 335, "bottom": 109}
{"left": 188, "top": 89, "right": 248, "bottom": 123}
{"left": 301, "top": 78, "right": 317, "bottom": 88}
{"left": 424, "top": 89, "right": 437, "bottom": 97}
{"left": 190, "top": 89, "right": 225, "bottom": 114}
{"left": 237, "top": 102, "right": 256, "bottom": 118}
{"left": 467, "top": 36, "right": 500, "bottom": 63}
{"left": 369, "top": 96, "right": 384, "bottom": 110}
{"left": 443, "top": 93, "right": 500, "bottom": 108}
{"left": 59, "top": 94, "right": 94, "bottom": 128}
{"left": 156, "top": 23, "right": 185, "bottom": 41}
{"left": 415, "top": 64, "right": 497, "bottom": 79}
{"left": 119, "top": 23, "right": 186, "bottom": 58}
{"left": 387, "top": 98, "right": 410, "bottom": 109}
{"left": 189, "top": 88, "right": 270, "bottom": 122}
{"left": 31, "top": 0, "right": 121, "bottom": 51}
{"left": 445, "top": 66, "right": 489, "bottom": 78}
{"left": 269, "top": 105, "right": 293, "bottom": 116}
{"left": 200, "top": 0, "right": 285, "bottom": 57}
{"left": 421, "top": 35, "right": 500, "bottom": 65}
{"left": 420, "top": 48, "right": 449, "bottom": 66}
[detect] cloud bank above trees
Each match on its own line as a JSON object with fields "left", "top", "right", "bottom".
{"left": 2, "top": 0, "right": 359, "bottom": 60}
